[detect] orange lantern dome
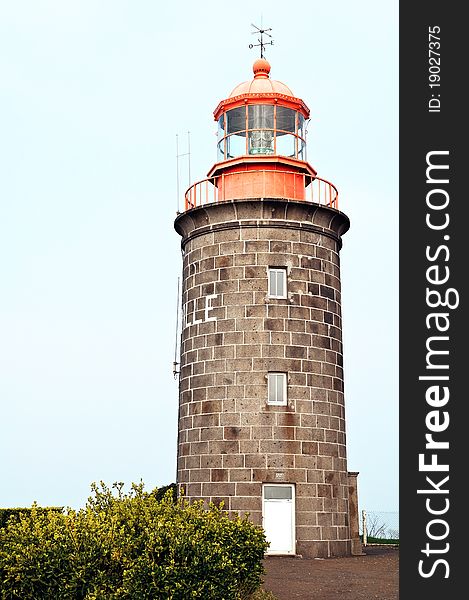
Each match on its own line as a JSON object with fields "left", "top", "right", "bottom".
{"left": 227, "top": 58, "right": 295, "bottom": 97}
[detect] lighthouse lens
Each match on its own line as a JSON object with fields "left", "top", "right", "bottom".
{"left": 248, "top": 104, "right": 274, "bottom": 130}
{"left": 248, "top": 105, "right": 274, "bottom": 155}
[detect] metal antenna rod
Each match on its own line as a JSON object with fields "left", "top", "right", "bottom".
{"left": 176, "top": 134, "right": 179, "bottom": 213}
{"left": 187, "top": 131, "right": 191, "bottom": 188}
{"left": 176, "top": 132, "right": 191, "bottom": 214}
{"left": 173, "top": 276, "right": 181, "bottom": 379}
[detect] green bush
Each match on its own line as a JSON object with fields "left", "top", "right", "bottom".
{"left": 0, "top": 482, "right": 268, "bottom": 599}
{"left": 0, "top": 507, "right": 63, "bottom": 530}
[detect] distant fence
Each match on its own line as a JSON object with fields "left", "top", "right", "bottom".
{"left": 360, "top": 510, "right": 399, "bottom": 545}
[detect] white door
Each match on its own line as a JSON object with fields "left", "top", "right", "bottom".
{"left": 263, "top": 484, "right": 295, "bottom": 555}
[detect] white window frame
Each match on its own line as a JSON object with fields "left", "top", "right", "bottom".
{"left": 267, "top": 372, "right": 288, "bottom": 406}
{"left": 268, "top": 267, "right": 287, "bottom": 299}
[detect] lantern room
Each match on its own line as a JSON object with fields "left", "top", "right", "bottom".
{"left": 215, "top": 58, "right": 309, "bottom": 161}
{"left": 184, "top": 59, "right": 339, "bottom": 211}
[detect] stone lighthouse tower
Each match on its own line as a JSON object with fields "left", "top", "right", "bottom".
{"left": 174, "top": 56, "right": 358, "bottom": 558}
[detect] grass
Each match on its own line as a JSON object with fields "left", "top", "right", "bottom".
{"left": 363, "top": 536, "right": 399, "bottom": 545}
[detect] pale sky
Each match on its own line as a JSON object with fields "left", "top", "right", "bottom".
{"left": 0, "top": 0, "right": 398, "bottom": 513}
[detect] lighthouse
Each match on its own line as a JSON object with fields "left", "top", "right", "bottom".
{"left": 174, "top": 54, "right": 359, "bottom": 558}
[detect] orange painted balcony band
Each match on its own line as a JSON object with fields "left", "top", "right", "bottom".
{"left": 184, "top": 170, "right": 338, "bottom": 211}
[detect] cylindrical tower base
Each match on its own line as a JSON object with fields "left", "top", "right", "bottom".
{"left": 175, "top": 198, "right": 351, "bottom": 558}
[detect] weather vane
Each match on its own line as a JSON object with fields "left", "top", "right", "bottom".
{"left": 249, "top": 24, "right": 273, "bottom": 59}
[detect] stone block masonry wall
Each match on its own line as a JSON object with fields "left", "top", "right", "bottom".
{"left": 174, "top": 198, "right": 351, "bottom": 558}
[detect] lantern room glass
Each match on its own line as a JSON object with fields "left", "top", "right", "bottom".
{"left": 248, "top": 105, "right": 274, "bottom": 155}
{"left": 217, "top": 105, "right": 307, "bottom": 161}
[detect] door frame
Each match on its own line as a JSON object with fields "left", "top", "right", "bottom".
{"left": 262, "top": 483, "right": 296, "bottom": 555}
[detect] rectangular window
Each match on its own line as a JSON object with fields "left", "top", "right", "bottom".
{"left": 268, "top": 267, "right": 287, "bottom": 298}
{"left": 264, "top": 484, "right": 293, "bottom": 500}
{"left": 267, "top": 372, "right": 287, "bottom": 405}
